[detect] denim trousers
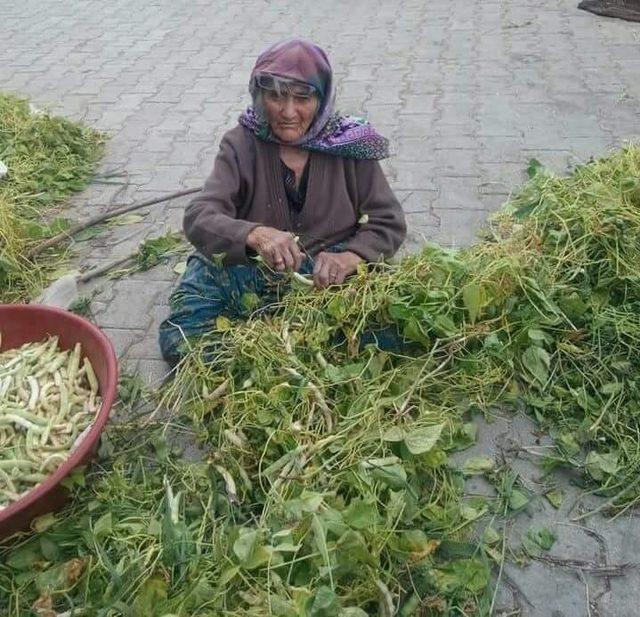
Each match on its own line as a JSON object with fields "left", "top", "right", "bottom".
{"left": 158, "top": 250, "right": 405, "bottom": 365}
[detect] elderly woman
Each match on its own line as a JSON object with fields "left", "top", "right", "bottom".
{"left": 159, "top": 39, "right": 406, "bottom": 365}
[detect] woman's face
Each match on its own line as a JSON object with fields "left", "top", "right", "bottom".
{"left": 262, "top": 88, "right": 319, "bottom": 142}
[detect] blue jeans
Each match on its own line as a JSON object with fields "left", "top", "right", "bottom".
{"left": 159, "top": 251, "right": 406, "bottom": 365}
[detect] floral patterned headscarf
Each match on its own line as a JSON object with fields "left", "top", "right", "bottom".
{"left": 239, "top": 39, "right": 390, "bottom": 160}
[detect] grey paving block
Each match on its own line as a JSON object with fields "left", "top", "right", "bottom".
{"left": 149, "top": 164, "right": 191, "bottom": 191}
{"left": 436, "top": 176, "right": 484, "bottom": 210}
{"left": 130, "top": 358, "right": 173, "bottom": 389}
{"left": 401, "top": 94, "right": 438, "bottom": 115}
{"left": 396, "top": 190, "right": 439, "bottom": 214}
{"left": 96, "top": 279, "right": 172, "bottom": 329}
{"left": 394, "top": 137, "right": 437, "bottom": 162}
{"left": 393, "top": 161, "right": 438, "bottom": 191}
{"left": 434, "top": 148, "right": 482, "bottom": 178}
{"left": 127, "top": 305, "right": 169, "bottom": 361}
{"left": 478, "top": 136, "right": 526, "bottom": 163}
{"left": 479, "top": 161, "right": 528, "bottom": 193}
{"left": 396, "top": 113, "right": 438, "bottom": 137}
{"left": 137, "top": 133, "right": 175, "bottom": 154}
{"left": 4, "top": 3, "right": 639, "bottom": 609}
{"left": 430, "top": 207, "right": 492, "bottom": 247}
{"left": 100, "top": 327, "right": 143, "bottom": 359}
{"left": 362, "top": 104, "right": 401, "bottom": 127}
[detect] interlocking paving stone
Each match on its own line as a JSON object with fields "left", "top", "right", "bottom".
{"left": 3, "top": 1, "right": 640, "bottom": 613}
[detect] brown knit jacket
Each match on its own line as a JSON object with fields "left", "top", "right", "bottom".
{"left": 183, "top": 125, "right": 406, "bottom": 265}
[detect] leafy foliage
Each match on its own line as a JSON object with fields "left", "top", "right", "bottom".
{"left": 0, "top": 93, "right": 104, "bottom": 302}
{"left": 109, "top": 233, "right": 190, "bottom": 278}
{"left": 3, "top": 146, "right": 640, "bottom": 614}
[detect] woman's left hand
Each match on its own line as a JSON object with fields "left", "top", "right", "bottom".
{"left": 313, "top": 251, "right": 363, "bottom": 288}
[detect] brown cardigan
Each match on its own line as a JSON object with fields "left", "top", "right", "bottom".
{"left": 183, "top": 125, "right": 406, "bottom": 265}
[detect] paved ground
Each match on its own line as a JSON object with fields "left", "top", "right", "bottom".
{"left": 2, "top": 0, "right": 640, "bottom": 615}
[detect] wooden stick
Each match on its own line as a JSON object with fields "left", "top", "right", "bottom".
{"left": 78, "top": 254, "right": 137, "bottom": 283}
{"left": 29, "top": 187, "right": 201, "bottom": 257}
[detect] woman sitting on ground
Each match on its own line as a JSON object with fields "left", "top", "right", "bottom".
{"left": 159, "top": 39, "right": 406, "bottom": 365}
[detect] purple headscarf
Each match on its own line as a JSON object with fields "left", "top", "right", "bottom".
{"left": 239, "top": 39, "right": 390, "bottom": 160}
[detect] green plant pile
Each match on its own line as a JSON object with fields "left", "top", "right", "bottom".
{"left": 0, "top": 93, "right": 104, "bottom": 302}
{"left": 1, "top": 146, "right": 640, "bottom": 616}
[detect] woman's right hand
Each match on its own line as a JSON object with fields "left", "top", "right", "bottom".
{"left": 246, "top": 226, "right": 304, "bottom": 272}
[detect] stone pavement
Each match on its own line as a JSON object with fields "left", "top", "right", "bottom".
{"left": 2, "top": 0, "right": 640, "bottom": 615}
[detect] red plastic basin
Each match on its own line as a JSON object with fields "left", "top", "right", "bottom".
{"left": 0, "top": 304, "right": 118, "bottom": 539}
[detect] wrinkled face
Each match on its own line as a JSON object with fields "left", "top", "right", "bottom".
{"left": 261, "top": 84, "right": 320, "bottom": 143}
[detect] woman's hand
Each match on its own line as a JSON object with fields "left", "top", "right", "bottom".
{"left": 246, "top": 226, "right": 304, "bottom": 272}
{"left": 313, "top": 251, "right": 363, "bottom": 288}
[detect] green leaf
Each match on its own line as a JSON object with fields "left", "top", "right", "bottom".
{"left": 336, "top": 530, "right": 377, "bottom": 568}
{"left": 557, "top": 433, "right": 581, "bottom": 458}
{"left": 311, "top": 515, "right": 333, "bottom": 584}
{"left": 325, "top": 361, "right": 365, "bottom": 382}
{"left": 40, "top": 536, "right": 60, "bottom": 562}
{"left": 527, "top": 527, "right": 556, "bottom": 551}
{"left": 482, "top": 526, "right": 501, "bottom": 545}
{"left": 134, "top": 232, "right": 188, "bottom": 272}
{"left": 432, "top": 314, "right": 458, "bottom": 337}
{"left": 22, "top": 218, "right": 70, "bottom": 239}
{"left": 433, "top": 558, "right": 490, "bottom": 594}
{"left": 382, "top": 426, "right": 405, "bottom": 442}
{"left": 233, "top": 528, "right": 259, "bottom": 563}
{"left": 61, "top": 466, "right": 86, "bottom": 489}
{"left": 32, "top": 513, "right": 57, "bottom": 534}
{"left": 402, "top": 317, "right": 431, "bottom": 347}
{"left": 621, "top": 176, "right": 640, "bottom": 192}
{"left": 527, "top": 158, "right": 544, "bottom": 179}
{"left": 326, "top": 296, "right": 348, "bottom": 320}
{"left": 371, "top": 463, "right": 407, "bottom": 491}
{"left": 404, "top": 423, "right": 444, "bottom": 455}
{"left": 462, "top": 456, "right": 494, "bottom": 475}
{"left": 344, "top": 500, "right": 379, "bottom": 530}
{"left": 527, "top": 328, "right": 547, "bottom": 342}
{"left": 508, "top": 489, "right": 530, "bottom": 511}
{"left": 559, "top": 292, "right": 588, "bottom": 318}
{"left": 283, "top": 491, "right": 324, "bottom": 519}
{"left": 131, "top": 575, "right": 168, "bottom": 615}
{"left": 148, "top": 518, "right": 162, "bottom": 536}
{"left": 218, "top": 565, "right": 240, "bottom": 586}
{"left": 7, "top": 544, "right": 42, "bottom": 570}
{"left": 513, "top": 195, "right": 540, "bottom": 221}
{"left": 545, "top": 489, "right": 564, "bottom": 509}
{"left": 521, "top": 345, "right": 551, "bottom": 385}
{"left": 92, "top": 511, "right": 113, "bottom": 539}
{"left": 243, "top": 544, "right": 273, "bottom": 570}
{"left": 173, "top": 260, "right": 187, "bottom": 275}
{"left": 462, "top": 283, "right": 482, "bottom": 323}
{"left": 450, "top": 422, "right": 477, "bottom": 451}
{"left": 35, "top": 564, "right": 67, "bottom": 594}
{"left": 309, "top": 586, "right": 340, "bottom": 617}
{"left": 460, "top": 503, "right": 486, "bottom": 521}
{"left": 216, "top": 316, "right": 233, "bottom": 332}
{"left": 322, "top": 507, "right": 348, "bottom": 538}
{"left": 485, "top": 544, "right": 503, "bottom": 565}
{"left": 585, "top": 451, "right": 619, "bottom": 481}
{"left": 240, "top": 292, "right": 261, "bottom": 312}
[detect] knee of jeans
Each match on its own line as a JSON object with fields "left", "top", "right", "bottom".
{"left": 158, "top": 322, "right": 184, "bottom": 365}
